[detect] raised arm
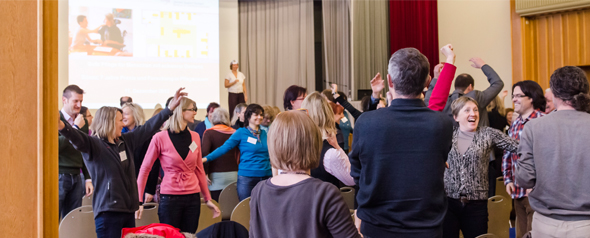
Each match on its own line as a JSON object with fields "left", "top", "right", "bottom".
{"left": 126, "top": 88, "right": 186, "bottom": 148}
{"left": 426, "top": 44, "right": 457, "bottom": 111}
{"left": 515, "top": 124, "right": 536, "bottom": 189}
{"left": 59, "top": 118, "right": 94, "bottom": 155}
{"left": 470, "top": 58, "right": 504, "bottom": 107}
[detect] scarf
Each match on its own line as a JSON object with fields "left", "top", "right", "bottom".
{"left": 205, "top": 124, "right": 236, "bottom": 135}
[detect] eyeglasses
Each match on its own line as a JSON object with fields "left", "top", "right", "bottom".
{"left": 512, "top": 94, "right": 529, "bottom": 99}
{"left": 183, "top": 108, "right": 197, "bottom": 112}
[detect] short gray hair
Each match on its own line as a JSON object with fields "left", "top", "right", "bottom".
{"left": 388, "top": 48, "right": 430, "bottom": 97}
{"left": 210, "top": 108, "right": 231, "bottom": 126}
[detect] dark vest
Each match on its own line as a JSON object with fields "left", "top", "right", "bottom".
{"left": 311, "top": 140, "right": 341, "bottom": 188}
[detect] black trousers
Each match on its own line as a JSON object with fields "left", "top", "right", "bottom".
{"left": 443, "top": 197, "right": 488, "bottom": 238}
{"left": 158, "top": 193, "right": 201, "bottom": 233}
{"left": 228, "top": 92, "right": 245, "bottom": 118}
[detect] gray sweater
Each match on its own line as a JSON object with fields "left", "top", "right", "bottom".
{"left": 425, "top": 64, "right": 504, "bottom": 127}
{"left": 516, "top": 110, "right": 590, "bottom": 221}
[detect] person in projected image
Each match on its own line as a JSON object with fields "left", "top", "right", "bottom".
{"left": 98, "top": 13, "right": 125, "bottom": 50}
{"left": 70, "top": 15, "right": 103, "bottom": 49}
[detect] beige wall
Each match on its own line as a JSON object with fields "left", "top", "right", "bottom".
{"left": 58, "top": 0, "right": 239, "bottom": 121}
{"left": 438, "top": 0, "right": 513, "bottom": 108}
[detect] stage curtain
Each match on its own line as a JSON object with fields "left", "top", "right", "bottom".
{"left": 389, "top": 0, "right": 439, "bottom": 75}
{"left": 352, "top": 0, "right": 390, "bottom": 93}
{"left": 322, "top": 0, "right": 351, "bottom": 95}
{"left": 239, "top": 0, "right": 315, "bottom": 108}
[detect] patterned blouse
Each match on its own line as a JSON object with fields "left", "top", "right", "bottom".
{"left": 444, "top": 126, "right": 518, "bottom": 200}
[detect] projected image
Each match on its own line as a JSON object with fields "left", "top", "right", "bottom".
{"left": 69, "top": 7, "right": 133, "bottom": 56}
{"left": 68, "top": 0, "right": 220, "bottom": 109}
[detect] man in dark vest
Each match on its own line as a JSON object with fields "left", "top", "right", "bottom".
{"left": 59, "top": 84, "right": 93, "bottom": 218}
{"left": 350, "top": 48, "right": 454, "bottom": 238}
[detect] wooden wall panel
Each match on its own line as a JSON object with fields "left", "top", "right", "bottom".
{"left": 512, "top": 6, "right": 590, "bottom": 89}
{"left": 0, "top": 0, "right": 58, "bottom": 237}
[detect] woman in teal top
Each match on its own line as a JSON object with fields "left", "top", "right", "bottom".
{"left": 203, "top": 104, "right": 270, "bottom": 200}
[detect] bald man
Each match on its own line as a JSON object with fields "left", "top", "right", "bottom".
{"left": 545, "top": 88, "right": 555, "bottom": 113}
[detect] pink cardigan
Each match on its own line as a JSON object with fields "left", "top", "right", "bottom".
{"left": 137, "top": 130, "right": 211, "bottom": 202}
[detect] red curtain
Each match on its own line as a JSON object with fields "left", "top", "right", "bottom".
{"left": 389, "top": 0, "right": 439, "bottom": 75}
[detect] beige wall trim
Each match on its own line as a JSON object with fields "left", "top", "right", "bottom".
{"left": 516, "top": 0, "right": 590, "bottom": 16}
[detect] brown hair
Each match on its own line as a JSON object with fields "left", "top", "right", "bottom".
{"left": 268, "top": 111, "right": 322, "bottom": 171}
{"left": 451, "top": 96, "right": 479, "bottom": 117}
{"left": 63, "top": 85, "right": 85, "bottom": 98}
{"left": 329, "top": 102, "right": 344, "bottom": 115}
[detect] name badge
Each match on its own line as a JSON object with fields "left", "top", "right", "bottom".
{"left": 189, "top": 141, "right": 198, "bottom": 153}
{"left": 341, "top": 117, "right": 348, "bottom": 123}
{"left": 119, "top": 151, "right": 127, "bottom": 162}
{"left": 247, "top": 137, "right": 257, "bottom": 144}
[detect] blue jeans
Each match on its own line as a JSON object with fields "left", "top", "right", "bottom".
{"left": 237, "top": 175, "right": 271, "bottom": 201}
{"left": 95, "top": 211, "right": 135, "bottom": 238}
{"left": 159, "top": 193, "right": 201, "bottom": 233}
{"left": 59, "top": 173, "right": 84, "bottom": 219}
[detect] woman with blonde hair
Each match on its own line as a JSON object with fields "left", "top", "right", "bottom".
{"left": 58, "top": 88, "right": 186, "bottom": 238}
{"left": 202, "top": 108, "right": 239, "bottom": 201}
{"left": 231, "top": 103, "right": 247, "bottom": 129}
{"left": 301, "top": 92, "right": 354, "bottom": 187}
{"left": 137, "top": 97, "right": 220, "bottom": 233}
{"left": 249, "top": 110, "right": 360, "bottom": 238}
{"left": 122, "top": 102, "right": 145, "bottom": 133}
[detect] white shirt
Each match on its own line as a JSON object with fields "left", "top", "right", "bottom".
{"left": 61, "top": 108, "right": 75, "bottom": 126}
{"left": 225, "top": 71, "right": 245, "bottom": 93}
{"left": 321, "top": 134, "right": 355, "bottom": 186}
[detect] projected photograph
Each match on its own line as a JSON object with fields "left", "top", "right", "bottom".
{"left": 68, "top": 7, "right": 133, "bottom": 56}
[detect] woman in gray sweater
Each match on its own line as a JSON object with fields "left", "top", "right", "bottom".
{"left": 443, "top": 96, "right": 518, "bottom": 238}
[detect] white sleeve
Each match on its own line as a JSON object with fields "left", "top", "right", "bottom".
{"left": 225, "top": 72, "right": 232, "bottom": 81}
{"left": 323, "top": 148, "right": 355, "bottom": 186}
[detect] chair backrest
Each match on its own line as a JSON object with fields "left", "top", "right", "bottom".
{"left": 476, "top": 233, "right": 499, "bottom": 238}
{"left": 81, "top": 195, "right": 92, "bottom": 207}
{"left": 495, "top": 177, "right": 512, "bottom": 203}
{"left": 197, "top": 199, "right": 222, "bottom": 233}
{"left": 340, "top": 187, "right": 355, "bottom": 210}
{"left": 135, "top": 203, "right": 159, "bottom": 227}
{"left": 59, "top": 206, "right": 96, "bottom": 238}
{"left": 488, "top": 195, "right": 511, "bottom": 238}
{"left": 230, "top": 197, "right": 251, "bottom": 231}
{"left": 219, "top": 182, "right": 240, "bottom": 220}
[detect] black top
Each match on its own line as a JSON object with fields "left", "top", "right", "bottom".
{"left": 350, "top": 99, "right": 454, "bottom": 237}
{"left": 311, "top": 140, "right": 341, "bottom": 188}
{"left": 488, "top": 109, "right": 508, "bottom": 132}
{"left": 59, "top": 108, "right": 173, "bottom": 218}
{"left": 98, "top": 25, "right": 123, "bottom": 43}
{"left": 128, "top": 125, "right": 160, "bottom": 196}
{"left": 232, "top": 120, "right": 244, "bottom": 129}
{"left": 168, "top": 127, "right": 191, "bottom": 160}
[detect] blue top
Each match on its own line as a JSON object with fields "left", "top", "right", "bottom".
{"left": 339, "top": 111, "right": 353, "bottom": 151}
{"left": 206, "top": 127, "right": 271, "bottom": 177}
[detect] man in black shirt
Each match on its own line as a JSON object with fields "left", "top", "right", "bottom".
{"left": 98, "top": 13, "right": 125, "bottom": 50}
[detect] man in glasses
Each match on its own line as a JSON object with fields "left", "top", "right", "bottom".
{"left": 502, "top": 80, "right": 546, "bottom": 238}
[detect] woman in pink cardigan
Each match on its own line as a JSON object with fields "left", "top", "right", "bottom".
{"left": 136, "top": 98, "right": 220, "bottom": 233}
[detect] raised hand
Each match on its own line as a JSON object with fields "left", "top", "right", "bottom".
{"left": 469, "top": 57, "right": 486, "bottom": 69}
{"left": 440, "top": 44, "right": 455, "bottom": 65}
{"left": 371, "top": 73, "right": 384, "bottom": 99}
{"left": 433, "top": 63, "right": 444, "bottom": 79}
{"left": 500, "top": 90, "right": 508, "bottom": 99}
{"left": 167, "top": 87, "right": 188, "bottom": 111}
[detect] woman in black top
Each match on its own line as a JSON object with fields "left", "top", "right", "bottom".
{"left": 58, "top": 88, "right": 186, "bottom": 238}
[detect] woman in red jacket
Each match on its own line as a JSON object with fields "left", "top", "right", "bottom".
{"left": 137, "top": 97, "right": 220, "bottom": 233}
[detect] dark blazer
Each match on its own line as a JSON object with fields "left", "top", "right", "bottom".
{"left": 350, "top": 99, "right": 454, "bottom": 238}
{"left": 59, "top": 108, "right": 172, "bottom": 218}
